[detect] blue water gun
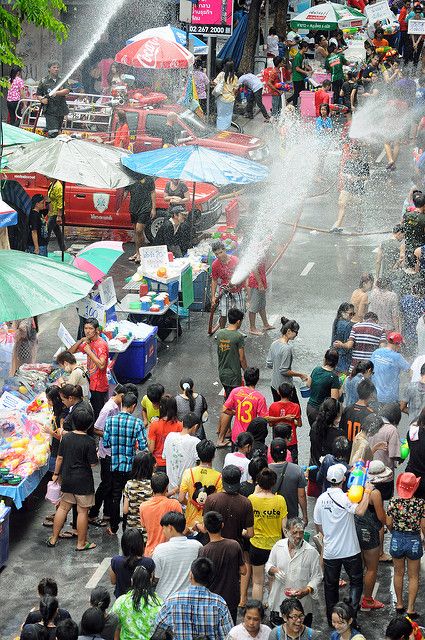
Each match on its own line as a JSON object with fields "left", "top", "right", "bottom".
{"left": 347, "top": 460, "right": 369, "bottom": 503}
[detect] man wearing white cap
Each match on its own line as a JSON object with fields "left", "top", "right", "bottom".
{"left": 313, "top": 463, "right": 374, "bottom": 626}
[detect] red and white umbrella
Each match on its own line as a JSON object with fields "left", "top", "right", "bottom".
{"left": 115, "top": 36, "right": 194, "bottom": 69}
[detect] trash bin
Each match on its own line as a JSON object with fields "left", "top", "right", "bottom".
{"left": 113, "top": 325, "right": 158, "bottom": 383}
{"left": 0, "top": 505, "right": 11, "bottom": 570}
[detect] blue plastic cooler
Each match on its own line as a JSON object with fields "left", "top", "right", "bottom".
{"left": 113, "top": 325, "right": 158, "bottom": 383}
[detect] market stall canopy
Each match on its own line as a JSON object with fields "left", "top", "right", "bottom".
{"left": 0, "top": 250, "right": 93, "bottom": 322}
{"left": 73, "top": 241, "right": 124, "bottom": 283}
{"left": 127, "top": 25, "right": 208, "bottom": 55}
{"left": 121, "top": 145, "right": 269, "bottom": 185}
{"left": 6, "top": 135, "right": 135, "bottom": 189}
{"left": 1, "top": 123, "right": 43, "bottom": 147}
{"left": 290, "top": 2, "right": 366, "bottom": 30}
{"left": 116, "top": 36, "right": 195, "bottom": 69}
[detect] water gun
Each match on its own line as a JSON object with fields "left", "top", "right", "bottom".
{"left": 400, "top": 438, "right": 410, "bottom": 461}
{"left": 301, "top": 465, "right": 318, "bottom": 478}
{"left": 330, "top": 104, "right": 349, "bottom": 114}
{"left": 275, "top": 82, "right": 293, "bottom": 92}
{"left": 347, "top": 460, "right": 369, "bottom": 503}
{"left": 27, "top": 398, "right": 43, "bottom": 413}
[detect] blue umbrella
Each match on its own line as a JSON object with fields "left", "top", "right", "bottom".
{"left": 122, "top": 145, "right": 268, "bottom": 244}
{"left": 121, "top": 145, "right": 268, "bottom": 185}
{"left": 218, "top": 13, "right": 249, "bottom": 70}
{"left": 127, "top": 25, "right": 208, "bottom": 55}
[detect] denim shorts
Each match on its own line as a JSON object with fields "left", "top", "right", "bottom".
{"left": 390, "top": 530, "right": 423, "bottom": 560}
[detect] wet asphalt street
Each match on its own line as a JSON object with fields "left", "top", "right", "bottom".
{"left": 0, "top": 112, "right": 420, "bottom": 639}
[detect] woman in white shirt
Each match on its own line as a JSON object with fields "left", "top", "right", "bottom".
{"left": 227, "top": 600, "right": 271, "bottom": 639}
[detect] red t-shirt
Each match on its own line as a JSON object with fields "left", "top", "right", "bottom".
{"left": 268, "top": 400, "right": 301, "bottom": 446}
{"left": 224, "top": 386, "right": 268, "bottom": 442}
{"left": 148, "top": 418, "right": 182, "bottom": 466}
{"left": 114, "top": 123, "right": 130, "bottom": 148}
{"left": 248, "top": 262, "right": 267, "bottom": 289}
{"left": 315, "top": 88, "right": 331, "bottom": 117}
{"left": 211, "top": 255, "right": 243, "bottom": 291}
{"left": 79, "top": 337, "right": 109, "bottom": 392}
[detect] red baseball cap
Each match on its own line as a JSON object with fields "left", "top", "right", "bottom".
{"left": 387, "top": 332, "right": 404, "bottom": 345}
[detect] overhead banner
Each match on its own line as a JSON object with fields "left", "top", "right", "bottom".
{"left": 189, "top": 0, "right": 233, "bottom": 37}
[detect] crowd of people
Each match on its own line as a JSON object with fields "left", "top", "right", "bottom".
{"left": 9, "top": 4, "right": 425, "bottom": 640}
{"left": 15, "top": 279, "right": 425, "bottom": 640}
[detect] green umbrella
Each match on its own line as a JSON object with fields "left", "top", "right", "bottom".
{"left": 0, "top": 250, "right": 93, "bottom": 322}
{"left": 1, "top": 123, "right": 43, "bottom": 147}
{"left": 290, "top": 2, "right": 366, "bottom": 30}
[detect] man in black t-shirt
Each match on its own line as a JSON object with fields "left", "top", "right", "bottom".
{"left": 155, "top": 205, "right": 189, "bottom": 257}
{"left": 36, "top": 61, "right": 70, "bottom": 137}
{"left": 339, "top": 378, "right": 376, "bottom": 450}
{"left": 27, "top": 194, "right": 49, "bottom": 256}
{"left": 126, "top": 174, "right": 156, "bottom": 262}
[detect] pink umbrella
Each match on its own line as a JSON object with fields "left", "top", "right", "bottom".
{"left": 115, "top": 36, "right": 194, "bottom": 69}
{"left": 73, "top": 241, "right": 124, "bottom": 283}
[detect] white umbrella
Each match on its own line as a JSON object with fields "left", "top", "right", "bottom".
{"left": 6, "top": 135, "right": 135, "bottom": 259}
{"left": 6, "top": 134, "right": 135, "bottom": 189}
{"left": 290, "top": 2, "right": 366, "bottom": 29}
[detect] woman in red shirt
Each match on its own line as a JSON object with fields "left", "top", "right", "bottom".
{"left": 109, "top": 111, "right": 130, "bottom": 149}
{"left": 147, "top": 395, "right": 182, "bottom": 471}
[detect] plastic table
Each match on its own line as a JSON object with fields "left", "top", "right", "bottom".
{"left": 0, "top": 464, "right": 48, "bottom": 509}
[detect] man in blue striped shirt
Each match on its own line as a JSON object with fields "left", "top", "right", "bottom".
{"left": 153, "top": 557, "right": 233, "bottom": 640}
{"left": 103, "top": 392, "right": 147, "bottom": 534}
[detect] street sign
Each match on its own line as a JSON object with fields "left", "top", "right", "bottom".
{"left": 188, "top": 0, "right": 233, "bottom": 36}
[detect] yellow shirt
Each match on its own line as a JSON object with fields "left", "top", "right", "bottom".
{"left": 141, "top": 395, "right": 160, "bottom": 424}
{"left": 47, "top": 180, "right": 63, "bottom": 217}
{"left": 249, "top": 493, "right": 287, "bottom": 550}
{"left": 214, "top": 72, "right": 238, "bottom": 103}
{"left": 180, "top": 465, "right": 223, "bottom": 528}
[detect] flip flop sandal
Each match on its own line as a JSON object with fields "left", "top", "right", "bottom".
{"left": 395, "top": 606, "right": 406, "bottom": 614}
{"left": 46, "top": 538, "right": 58, "bottom": 548}
{"left": 407, "top": 612, "right": 420, "bottom": 619}
{"left": 76, "top": 542, "right": 97, "bottom": 551}
{"left": 59, "top": 531, "right": 77, "bottom": 539}
{"left": 89, "top": 517, "right": 107, "bottom": 527}
{"left": 42, "top": 520, "right": 54, "bottom": 528}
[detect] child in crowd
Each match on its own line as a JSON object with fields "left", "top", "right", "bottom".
{"left": 141, "top": 383, "right": 164, "bottom": 426}
{"left": 267, "top": 383, "right": 301, "bottom": 463}
{"left": 224, "top": 432, "right": 254, "bottom": 481}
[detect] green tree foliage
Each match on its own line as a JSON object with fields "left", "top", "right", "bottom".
{"left": 0, "top": 0, "right": 68, "bottom": 85}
